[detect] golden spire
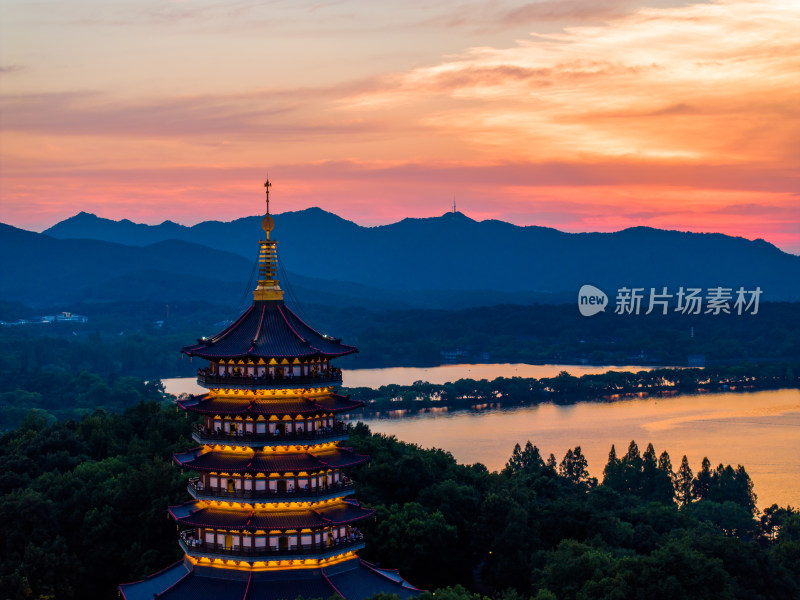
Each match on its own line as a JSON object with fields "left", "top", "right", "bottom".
{"left": 253, "top": 178, "right": 284, "bottom": 301}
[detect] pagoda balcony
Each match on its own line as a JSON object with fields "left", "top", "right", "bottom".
{"left": 197, "top": 369, "right": 343, "bottom": 390}
{"left": 187, "top": 478, "right": 356, "bottom": 502}
{"left": 179, "top": 531, "right": 365, "bottom": 562}
{"left": 192, "top": 423, "right": 348, "bottom": 447}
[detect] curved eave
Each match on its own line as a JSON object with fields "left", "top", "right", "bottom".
{"left": 177, "top": 394, "right": 365, "bottom": 417}
{"left": 169, "top": 500, "right": 375, "bottom": 530}
{"left": 180, "top": 301, "right": 358, "bottom": 361}
{"left": 173, "top": 448, "right": 370, "bottom": 474}
{"left": 181, "top": 346, "right": 359, "bottom": 361}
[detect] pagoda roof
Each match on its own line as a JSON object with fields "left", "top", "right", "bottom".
{"left": 181, "top": 300, "right": 357, "bottom": 361}
{"left": 168, "top": 500, "right": 374, "bottom": 531}
{"left": 173, "top": 447, "right": 369, "bottom": 474}
{"left": 177, "top": 393, "right": 364, "bottom": 417}
{"left": 120, "top": 557, "right": 421, "bottom": 600}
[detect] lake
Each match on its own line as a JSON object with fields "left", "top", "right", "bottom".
{"left": 162, "top": 362, "right": 657, "bottom": 395}
{"left": 162, "top": 364, "right": 799, "bottom": 509}
{"left": 359, "top": 388, "right": 800, "bottom": 509}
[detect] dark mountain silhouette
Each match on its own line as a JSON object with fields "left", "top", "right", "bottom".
{"left": 0, "top": 224, "right": 417, "bottom": 309}
{"left": 42, "top": 209, "right": 800, "bottom": 301}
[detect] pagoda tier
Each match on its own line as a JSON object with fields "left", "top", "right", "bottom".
{"left": 169, "top": 499, "right": 374, "bottom": 530}
{"left": 187, "top": 473, "right": 355, "bottom": 503}
{"left": 174, "top": 447, "right": 369, "bottom": 474}
{"left": 181, "top": 300, "right": 357, "bottom": 361}
{"left": 180, "top": 392, "right": 363, "bottom": 447}
{"left": 119, "top": 181, "right": 418, "bottom": 600}
{"left": 178, "top": 393, "right": 363, "bottom": 416}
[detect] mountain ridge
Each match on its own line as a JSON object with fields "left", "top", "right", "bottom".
{"left": 21, "top": 209, "right": 800, "bottom": 303}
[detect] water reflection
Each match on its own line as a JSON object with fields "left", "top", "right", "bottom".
{"left": 359, "top": 389, "right": 800, "bottom": 509}
{"left": 161, "top": 364, "right": 656, "bottom": 396}
{"left": 342, "top": 363, "right": 657, "bottom": 388}
{"left": 161, "top": 367, "right": 799, "bottom": 508}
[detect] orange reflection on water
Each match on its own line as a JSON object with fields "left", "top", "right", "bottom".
{"left": 360, "top": 389, "right": 800, "bottom": 509}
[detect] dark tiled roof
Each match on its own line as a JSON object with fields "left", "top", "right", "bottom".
{"left": 328, "top": 559, "right": 423, "bottom": 599}
{"left": 316, "top": 503, "right": 375, "bottom": 525}
{"left": 173, "top": 448, "right": 369, "bottom": 474}
{"left": 118, "top": 560, "right": 191, "bottom": 600}
{"left": 177, "top": 394, "right": 364, "bottom": 417}
{"left": 169, "top": 500, "right": 374, "bottom": 530}
{"left": 314, "top": 395, "right": 364, "bottom": 413}
{"left": 151, "top": 568, "right": 247, "bottom": 600}
{"left": 181, "top": 301, "right": 357, "bottom": 360}
{"left": 120, "top": 558, "right": 420, "bottom": 600}
{"left": 247, "top": 577, "right": 333, "bottom": 600}
{"left": 314, "top": 448, "right": 370, "bottom": 469}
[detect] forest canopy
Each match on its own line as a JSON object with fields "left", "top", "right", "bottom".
{"left": 1, "top": 404, "right": 797, "bottom": 600}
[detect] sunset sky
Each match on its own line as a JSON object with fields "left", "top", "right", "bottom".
{"left": 1, "top": 0, "right": 798, "bottom": 252}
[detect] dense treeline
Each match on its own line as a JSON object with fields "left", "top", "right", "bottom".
{"left": 2, "top": 299, "right": 799, "bottom": 376}
{"left": 2, "top": 297, "right": 798, "bottom": 428}
{"left": 1, "top": 404, "right": 797, "bottom": 600}
{"left": 0, "top": 366, "right": 165, "bottom": 430}
{"left": 343, "top": 363, "right": 800, "bottom": 416}
{"left": 349, "top": 428, "right": 799, "bottom": 599}
{"left": 0, "top": 405, "right": 193, "bottom": 599}
{"left": 330, "top": 301, "right": 800, "bottom": 368}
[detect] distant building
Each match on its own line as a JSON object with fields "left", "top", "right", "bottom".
{"left": 55, "top": 311, "right": 88, "bottom": 323}
{"left": 0, "top": 311, "right": 87, "bottom": 326}
{"left": 440, "top": 347, "right": 470, "bottom": 363}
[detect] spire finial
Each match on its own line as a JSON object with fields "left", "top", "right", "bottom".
{"left": 255, "top": 178, "right": 282, "bottom": 301}
{"left": 264, "top": 178, "right": 271, "bottom": 215}
{"left": 261, "top": 178, "right": 275, "bottom": 238}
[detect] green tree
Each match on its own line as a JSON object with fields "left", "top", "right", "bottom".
{"left": 367, "top": 502, "right": 460, "bottom": 590}
{"left": 693, "top": 457, "right": 713, "bottom": 501}
{"left": 505, "top": 441, "right": 544, "bottom": 475}
{"left": 558, "top": 446, "right": 595, "bottom": 487}
{"left": 676, "top": 455, "right": 693, "bottom": 506}
{"left": 602, "top": 444, "right": 621, "bottom": 488}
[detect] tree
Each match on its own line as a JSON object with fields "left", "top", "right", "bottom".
{"left": 505, "top": 441, "right": 544, "bottom": 475}
{"left": 676, "top": 455, "right": 693, "bottom": 506}
{"left": 602, "top": 444, "right": 621, "bottom": 488}
{"left": 559, "top": 446, "right": 595, "bottom": 487}
{"left": 546, "top": 453, "right": 557, "bottom": 471}
{"left": 368, "top": 502, "right": 460, "bottom": 590}
{"left": 693, "top": 457, "right": 713, "bottom": 501}
{"left": 708, "top": 464, "right": 757, "bottom": 514}
{"left": 624, "top": 440, "right": 642, "bottom": 470}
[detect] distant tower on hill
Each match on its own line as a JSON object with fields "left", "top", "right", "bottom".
{"left": 119, "top": 180, "right": 420, "bottom": 600}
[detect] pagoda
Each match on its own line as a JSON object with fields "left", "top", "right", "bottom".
{"left": 120, "top": 181, "right": 420, "bottom": 600}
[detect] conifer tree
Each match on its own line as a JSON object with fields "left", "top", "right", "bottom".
{"left": 572, "top": 446, "right": 595, "bottom": 487}
{"left": 546, "top": 453, "right": 557, "bottom": 471}
{"left": 558, "top": 448, "right": 575, "bottom": 479}
{"left": 653, "top": 449, "right": 677, "bottom": 504}
{"left": 692, "top": 457, "right": 713, "bottom": 501}
{"left": 559, "top": 447, "right": 594, "bottom": 487}
{"left": 506, "top": 443, "right": 523, "bottom": 473}
{"left": 520, "top": 441, "right": 544, "bottom": 470}
{"left": 676, "top": 455, "right": 693, "bottom": 506}
{"left": 624, "top": 440, "right": 642, "bottom": 468}
{"left": 643, "top": 443, "right": 657, "bottom": 468}
{"left": 602, "top": 444, "right": 620, "bottom": 488}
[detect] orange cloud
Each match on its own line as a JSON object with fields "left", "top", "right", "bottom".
{"left": 1, "top": 0, "right": 798, "bottom": 253}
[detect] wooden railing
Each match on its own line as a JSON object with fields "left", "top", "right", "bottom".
{"left": 187, "top": 477, "right": 355, "bottom": 500}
